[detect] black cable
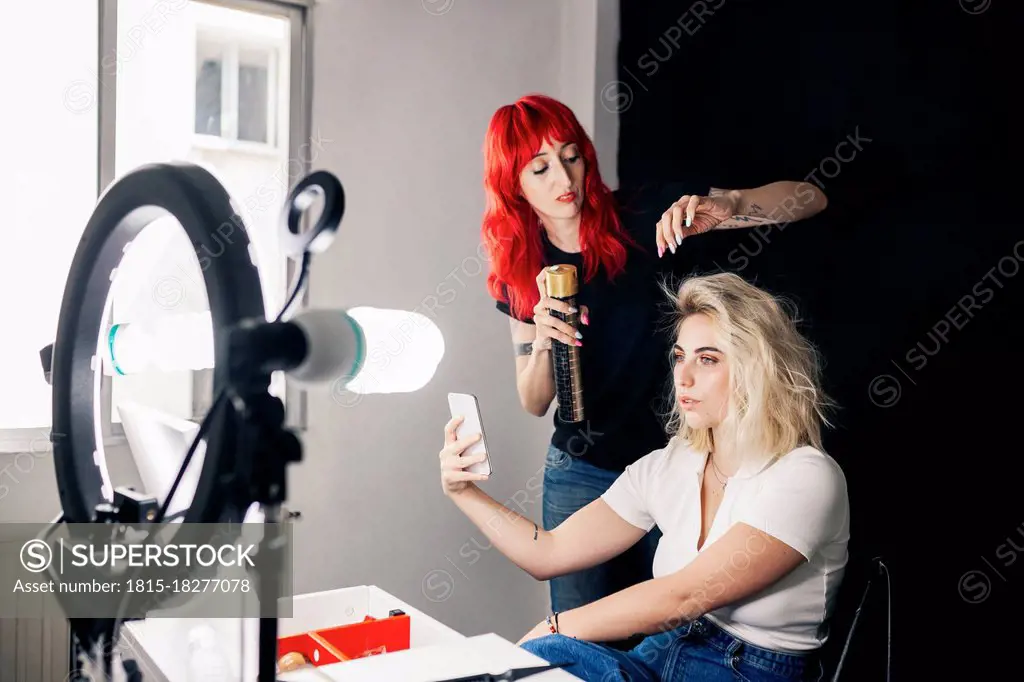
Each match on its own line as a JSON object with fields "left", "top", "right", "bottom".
{"left": 274, "top": 252, "right": 310, "bottom": 323}
{"left": 160, "top": 509, "right": 188, "bottom": 523}
{"left": 101, "top": 386, "right": 233, "bottom": 671}
{"left": 153, "top": 387, "right": 228, "bottom": 524}
{"left": 153, "top": 249, "right": 309, "bottom": 526}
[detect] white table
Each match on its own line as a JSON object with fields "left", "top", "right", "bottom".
{"left": 122, "top": 624, "right": 578, "bottom": 682}
{"left": 277, "top": 633, "right": 576, "bottom": 681}
{"left": 119, "top": 585, "right": 579, "bottom": 681}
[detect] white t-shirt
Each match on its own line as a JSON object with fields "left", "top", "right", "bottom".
{"left": 601, "top": 436, "right": 850, "bottom": 653}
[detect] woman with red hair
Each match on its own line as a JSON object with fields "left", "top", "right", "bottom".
{"left": 479, "top": 93, "right": 828, "bottom": 623}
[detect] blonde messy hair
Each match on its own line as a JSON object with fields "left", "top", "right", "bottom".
{"left": 661, "top": 272, "right": 835, "bottom": 464}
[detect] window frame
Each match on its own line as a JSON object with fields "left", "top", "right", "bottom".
{"left": 192, "top": 23, "right": 287, "bottom": 152}
{"left": 0, "top": 0, "right": 313, "bottom": 454}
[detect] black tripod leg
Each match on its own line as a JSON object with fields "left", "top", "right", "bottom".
{"left": 257, "top": 513, "right": 283, "bottom": 681}
{"left": 259, "top": 617, "right": 279, "bottom": 681}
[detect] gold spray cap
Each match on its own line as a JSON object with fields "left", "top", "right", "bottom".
{"left": 545, "top": 264, "right": 578, "bottom": 298}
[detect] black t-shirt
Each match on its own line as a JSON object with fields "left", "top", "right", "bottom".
{"left": 496, "top": 182, "right": 709, "bottom": 472}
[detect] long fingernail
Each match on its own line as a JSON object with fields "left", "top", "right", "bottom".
{"left": 575, "top": 331, "right": 583, "bottom": 339}
{"left": 685, "top": 216, "right": 692, "bottom": 228}
{"left": 581, "top": 312, "right": 589, "bottom": 325}
{"left": 568, "top": 306, "right": 577, "bottom": 312}
{"left": 575, "top": 340, "right": 583, "bottom": 347}
{"left": 658, "top": 246, "right": 663, "bottom": 258}
{"left": 676, "top": 234, "right": 682, "bottom": 246}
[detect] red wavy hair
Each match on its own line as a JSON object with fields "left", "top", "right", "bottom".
{"left": 482, "top": 93, "right": 633, "bottom": 321}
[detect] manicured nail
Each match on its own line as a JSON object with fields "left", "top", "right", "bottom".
{"left": 575, "top": 331, "right": 583, "bottom": 339}
{"left": 575, "top": 340, "right": 583, "bottom": 347}
{"left": 581, "top": 312, "right": 589, "bottom": 325}
{"left": 658, "top": 246, "right": 663, "bottom": 258}
{"left": 685, "top": 216, "right": 692, "bottom": 228}
{"left": 569, "top": 306, "right": 577, "bottom": 312}
{"left": 676, "top": 234, "right": 682, "bottom": 246}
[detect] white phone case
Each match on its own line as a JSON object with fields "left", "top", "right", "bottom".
{"left": 447, "top": 392, "right": 492, "bottom": 476}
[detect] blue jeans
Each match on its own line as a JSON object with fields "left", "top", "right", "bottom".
{"left": 521, "top": 616, "right": 824, "bottom": 681}
{"left": 543, "top": 445, "right": 662, "bottom": 615}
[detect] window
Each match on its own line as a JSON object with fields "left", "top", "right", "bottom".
{"left": 194, "top": 43, "right": 225, "bottom": 137}
{"left": 0, "top": 0, "right": 310, "bottom": 452}
{"left": 111, "top": 1, "right": 296, "bottom": 426}
{"left": 193, "top": 25, "right": 286, "bottom": 149}
{"left": 238, "top": 48, "right": 273, "bottom": 143}
{"left": 0, "top": 2, "right": 98, "bottom": 435}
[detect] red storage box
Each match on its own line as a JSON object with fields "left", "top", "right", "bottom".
{"left": 278, "top": 611, "right": 411, "bottom": 666}
{"left": 120, "top": 585, "right": 469, "bottom": 680}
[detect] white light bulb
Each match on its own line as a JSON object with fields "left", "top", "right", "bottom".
{"left": 107, "top": 311, "right": 214, "bottom": 375}
{"left": 105, "top": 307, "right": 446, "bottom": 396}
{"left": 343, "top": 307, "right": 445, "bottom": 394}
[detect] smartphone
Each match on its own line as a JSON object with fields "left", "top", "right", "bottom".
{"left": 447, "top": 392, "right": 493, "bottom": 476}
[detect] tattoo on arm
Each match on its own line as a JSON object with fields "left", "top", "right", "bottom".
{"left": 515, "top": 342, "right": 534, "bottom": 357}
{"left": 748, "top": 201, "right": 766, "bottom": 217}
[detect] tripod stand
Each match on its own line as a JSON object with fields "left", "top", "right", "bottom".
{"left": 225, "top": 369, "right": 303, "bottom": 682}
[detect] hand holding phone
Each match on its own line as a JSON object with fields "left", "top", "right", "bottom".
{"left": 446, "top": 392, "right": 493, "bottom": 476}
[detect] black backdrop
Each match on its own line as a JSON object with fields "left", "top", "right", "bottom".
{"left": 616, "top": 1, "right": 1020, "bottom": 679}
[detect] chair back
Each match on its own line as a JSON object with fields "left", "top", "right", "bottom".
{"left": 818, "top": 555, "right": 891, "bottom": 681}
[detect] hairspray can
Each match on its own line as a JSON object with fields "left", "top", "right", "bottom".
{"left": 545, "top": 265, "right": 584, "bottom": 423}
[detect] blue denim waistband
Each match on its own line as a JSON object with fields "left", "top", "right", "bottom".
{"left": 682, "top": 616, "right": 820, "bottom": 672}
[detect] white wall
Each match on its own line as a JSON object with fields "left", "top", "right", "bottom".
{"left": 0, "top": 0, "right": 98, "bottom": 430}
{"left": 0, "top": 0, "right": 621, "bottom": 662}
{"left": 293, "top": 0, "right": 618, "bottom": 641}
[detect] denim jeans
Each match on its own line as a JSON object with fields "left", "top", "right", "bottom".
{"left": 542, "top": 445, "right": 662, "bottom": 615}
{"left": 521, "top": 616, "right": 825, "bottom": 681}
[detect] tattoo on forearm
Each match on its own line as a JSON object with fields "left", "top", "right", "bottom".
{"left": 515, "top": 342, "right": 533, "bottom": 357}
{"left": 720, "top": 214, "right": 778, "bottom": 228}
{"left": 748, "top": 202, "right": 766, "bottom": 217}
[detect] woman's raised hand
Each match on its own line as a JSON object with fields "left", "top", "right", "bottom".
{"left": 656, "top": 192, "right": 739, "bottom": 257}
{"left": 531, "top": 269, "right": 588, "bottom": 349}
{"left": 439, "top": 416, "right": 490, "bottom": 496}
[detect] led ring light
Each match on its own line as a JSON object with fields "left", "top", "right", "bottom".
{"left": 43, "top": 161, "right": 344, "bottom": 681}
{"left": 51, "top": 161, "right": 265, "bottom": 527}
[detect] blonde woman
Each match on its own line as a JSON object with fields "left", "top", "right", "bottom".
{"left": 438, "top": 273, "right": 849, "bottom": 681}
